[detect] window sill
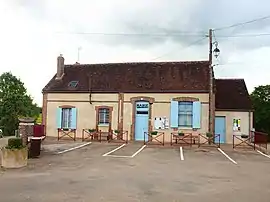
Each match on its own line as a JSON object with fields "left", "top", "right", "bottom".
{"left": 98, "top": 124, "right": 110, "bottom": 127}
{"left": 178, "top": 127, "right": 194, "bottom": 130}
{"left": 59, "top": 128, "right": 74, "bottom": 131}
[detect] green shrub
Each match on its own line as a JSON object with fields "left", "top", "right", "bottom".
{"left": 206, "top": 132, "right": 213, "bottom": 138}
{"left": 178, "top": 132, "right": 184, "bottom": 136}
{"left": 6, "top": 137, "right": 24, "bottom": 149}
{"left": 88, "top": 129, "right": 96, "bottom": 133}
{"left": 151, "top": 131, "right": 158, "bottom": 135}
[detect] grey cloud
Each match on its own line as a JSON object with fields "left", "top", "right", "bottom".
{"left": 11, "top": 0, "right": 270, "bottom": 50}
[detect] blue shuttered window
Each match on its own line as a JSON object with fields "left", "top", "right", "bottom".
{"left": 56, "top": 107, "right": 77, "bottom": 129}
{"left": 192, "top": 101, "right": 201, "bottom": 128}
{"left": 178, "top": 102, "right": 193, "bottom": 127}
{"left": 62, "top": 108, "right": 72, "bottom": 128}
{"left": 70, "top": 108, "right": 77, "bottom": 129}
{"left": 170, "top": 100, "right": 179, "bottom": 128}
{"left": 170, "top": 100, "right": 201, "bottom": 129}
{"left": 56, "top": 108, "right": 62, "bottom": 129}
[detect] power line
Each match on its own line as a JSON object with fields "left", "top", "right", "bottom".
{"left": 214, "top": 15, "right": 270, "bottom": 31}
{"left": 151, "top": 37, "right": 207, "bottom": 61}
{"left": 215, "top": 33, "right": 270, "bottom": 38}
{"left": 55, "top": 31, "right": 270, "bottom": 39}
{"left": 55, "top": 31, "right": 206, "bottom": 37}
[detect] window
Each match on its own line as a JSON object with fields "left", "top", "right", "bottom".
{"left": 98, "top": 108, "right": 110, "bottom": 125}
{"left": 61, "top": 108, "right": 72, "bottom": 128}
{"left": 178, "top": 101, "right": 193, "bottom": 127}
{"left": 57, "top": 106, "right": 77, "bottom": 129}
{"left": 233, "top": 119, "right": 241, "bottom": 131}
{"left": 68, "top": 81, "right": 79, "bottom": 88}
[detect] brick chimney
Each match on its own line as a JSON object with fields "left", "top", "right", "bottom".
{"left": 55, "top": 54, "right": 64, "bottom": 80}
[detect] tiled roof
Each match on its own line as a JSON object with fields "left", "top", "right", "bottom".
{"left": 215, "top": 79, "right": 253, "bottom": 111}
{"left": 42, "top": 61, "right": 210, "bottom": 93}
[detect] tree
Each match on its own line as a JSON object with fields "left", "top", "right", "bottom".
{"left": 250, "top": 85, "right": 270, "bottom": 138}
{"left": 0, "top": 72, "right": 40, "bottom": 136}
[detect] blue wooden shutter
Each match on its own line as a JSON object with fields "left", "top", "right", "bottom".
{"left": 56, "top": 107, "right": 62, "bottom": 129}
{"left": 70, "top": 108, "right": 77, "bottom": 129}
{"left": 170, "top": 100, "right": 179, "bottom": 128}
{"left": 192, "top": 101, "right": 201, "bottom": 129}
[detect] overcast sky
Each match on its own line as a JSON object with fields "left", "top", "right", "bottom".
{"left": 1, "top": 0, "right": 270, "bottom": 106}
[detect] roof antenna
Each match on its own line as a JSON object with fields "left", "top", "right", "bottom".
{"left": 76, "top": 47, "right": 82, "bottom": 64}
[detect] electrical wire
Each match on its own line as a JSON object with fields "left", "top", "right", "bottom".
{"left": 214, "top": 15, "right": 270, "bottom": 31}
{"left": 214, "top": 33, "right": 270, "bottom": 38}
{"left": 151, "top": 37, "right": 207, "bottom": 61}
{"left": 55, "top": 31, "right": 270, "bottom": 39}
{"left": 55, "top": 31, "right": 206, "bottom": 37}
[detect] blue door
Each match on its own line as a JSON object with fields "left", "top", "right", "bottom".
{"left": 215, "top": 116, "right": 226, "bottom": 144}
{"left": 135, "top": 101, "right": 149, "bottom": 141}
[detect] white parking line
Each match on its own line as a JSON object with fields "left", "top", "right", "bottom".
{"left": 102, "top": 144, "right": 126, "bottom": 156}
{"left": 217, "top": 148, "right": 237, "bottom": 164}
{"left": 256, "top": 150, "right": 270, "bottom": 159}
{"left": 131, "top": 145, "right": 147, "bottom": 157}
{"left": 180, "top": 147, "right": 184, "bottom": 161}
{"left": 57, "top": 142, "right": 92, "bottom": 154}
{"left": 105, "top": 155, "right": 133, "bottom": 158}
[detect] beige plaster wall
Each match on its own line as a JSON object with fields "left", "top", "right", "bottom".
{"left": 215, "top": 111, "right": 253, "bottom": 144}
{"left": 47, "top": 93, "right": 118, "bottom": 101}
{"left": 124, "top": 93, "right": 209, "bottom": 102}
{"left": 46, "top": 93, "right": 209, "bottom": 142}
{"left": 123, "top": 93, "right": 209, "bottom": 142}
{"left": 46, "top": 93, "right": 118, "bottom": 138}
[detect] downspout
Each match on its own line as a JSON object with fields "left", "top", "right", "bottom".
{"left": 248, "top": 110, "right": 252, "bottom": 142}
{"left": 248, "top": 111, "right": 251, "bottom": 133}
{"left": 88, "top": 74, "right": 92, "bottom": 104}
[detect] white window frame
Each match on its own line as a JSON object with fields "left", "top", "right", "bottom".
{"left": 98, "top": 108, "right": 110, "bottom": 125}
{"left": 178, "top": 101, "right": 193, "bottom": 128}
{"left": 61, "top": 108, "right": 72, "bottom": 129}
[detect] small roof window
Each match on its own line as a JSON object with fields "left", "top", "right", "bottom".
{"left": 68, "top": 81, "right": 79, "bottom": 88}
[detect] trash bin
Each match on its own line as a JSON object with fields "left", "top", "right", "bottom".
{"left": 29, "top": 137, "right": 42, "bottom": 158}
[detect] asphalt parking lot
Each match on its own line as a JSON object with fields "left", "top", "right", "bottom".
{"left": 1, "top": 141, "right": 270, "bottom": 202}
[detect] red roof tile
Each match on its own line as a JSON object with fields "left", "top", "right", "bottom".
{"left": 43, "top": 61, "right": 210, "bottom": 93}
{"left": 215, "top": 79, "right": 253, "bottom": 110}
{"left": 42, "top": 61, "right": 252, "bottom": 111}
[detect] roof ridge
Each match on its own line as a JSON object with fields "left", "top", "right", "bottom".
{"left": 65, "top": 60, "right": 209, "bottom": 66}
{"left": 216, "top": 78, "right": 245, "bottom": 81}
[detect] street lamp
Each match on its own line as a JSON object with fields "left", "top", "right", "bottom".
{"left": 213, "top": 41, "right": 220, "bottom": 58}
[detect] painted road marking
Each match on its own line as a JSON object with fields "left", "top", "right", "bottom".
{"left": 131, "top": 145, "right": 147, "bottom": 157}
{"left": 180, "top": 146, "right": 184, "bottom": 161}
{"left": 105, "top": 155, "right": 133, "bottom": 158}
{"left": 257, "top": 150, "right": 270, "bottom": 159}
{"left": 217, "top": 148, "right": 237, "bottom": 165}
{"left": 57, "top": 142, "right": 92, "bottom": 154}
{"left": 103, "top": 144, "right": 146, "bottom": 158}
{"left": 102, "top": 143, "right": 126, "bottom": 156}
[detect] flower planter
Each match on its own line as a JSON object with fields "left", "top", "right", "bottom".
{"left": 151, "top": 131, "right": 158, "bottom": 136}
{"left": 1, "top": 147, "right": 28, "bottom": 168}
{"left": 114, "top": 130, "right": 120, "bottom": 134}
{"left": 241, "top": 135, "right": 249, "bottom": 139}
{"left": 18, "top": 117, "right": 35, "bottom": 123}
{"left": 178, "top": 133, "right": 184, "bottom": 136}
{"left": 206, "top": 133, "right": 213, "bottom": 138}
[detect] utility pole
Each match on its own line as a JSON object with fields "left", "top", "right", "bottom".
{"left": 208, "top": 29, "right": 215, "bottom": 135}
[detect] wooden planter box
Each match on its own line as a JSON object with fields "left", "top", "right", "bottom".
{"left": 1, "top": 147, "right": 28, "bottom": 168}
